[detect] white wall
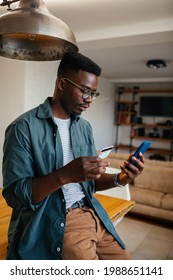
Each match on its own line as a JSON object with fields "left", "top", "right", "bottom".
{"left": 83, "top": 77, "right": 115, "bottom": 150}
{"left": 24, "top": 61, "right": 58, "bottom": 110}
{"left": 0, "top": 57, "right": 26, "bottom": 186}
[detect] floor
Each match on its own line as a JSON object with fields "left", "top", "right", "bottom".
{"left": 116, "top": 215, "right": 173, "bottom": 260}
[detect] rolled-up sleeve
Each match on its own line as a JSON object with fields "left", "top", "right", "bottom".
{"left": 2, "top": 120, "right": 41, "bottom": 210}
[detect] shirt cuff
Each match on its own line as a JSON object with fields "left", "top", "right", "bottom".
{"left": 113, "top": 173, "right": 123, "bottom": 187}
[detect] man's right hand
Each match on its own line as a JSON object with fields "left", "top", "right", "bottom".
{"left": 58, "top": 156, "right": 110, "bottom": 184}
{"left": 32, "top": 156, "right": 109, "bottom": 204}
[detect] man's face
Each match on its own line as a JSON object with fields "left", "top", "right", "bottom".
{"left": 59, "top": 70, "right": 98, "bottom": 116}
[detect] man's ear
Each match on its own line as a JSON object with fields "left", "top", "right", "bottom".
{"left": 57, "top": 79, "right": 64, "bottom": 91}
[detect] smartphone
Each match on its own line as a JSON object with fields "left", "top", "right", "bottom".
{"left": 98, "top": 145, "right": 114, "bottom": 159}
{"left": 128, "top": 140, "right": 151, "bottom": 166}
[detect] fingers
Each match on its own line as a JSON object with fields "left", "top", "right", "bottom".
{"left": 138, "top": 152, "right": 145, "bottom": 164}
{"left": 84, "top": 157, "right": 111, "bottom": 182}
{"left": 119, "top": 153, "right": 145, "bottom": 183}
{"left": 85, "top": 156, "right": 110, "bottom": 175}
{"left": 83, "top": 156, "right": 110, "bottom": 168}
{"left": 132, "top": 152, "right": 145, "bottom": 172}
{"left": 65, "top": 156, "right": 110, "bottom": 183}
{"left": 126, "top": 152, "right": 144, "bottom": 171}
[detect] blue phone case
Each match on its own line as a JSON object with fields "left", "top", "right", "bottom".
{"left": 128, "top": 141, "right": 151, "bottom": 166}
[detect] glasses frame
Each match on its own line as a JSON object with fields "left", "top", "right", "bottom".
{"left": 61, "top": 78, "right": 100, "bottom": 100}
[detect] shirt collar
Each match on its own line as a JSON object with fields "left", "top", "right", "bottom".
{"left": 37, "top": 97, "right": 53, "bottom": 119}
{"left": 37, "top": 97, "right": 80, "bottom": 122}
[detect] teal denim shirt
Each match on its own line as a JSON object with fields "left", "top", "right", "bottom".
{"left": 2, "top": 98, "right": 125, "bottom": 260}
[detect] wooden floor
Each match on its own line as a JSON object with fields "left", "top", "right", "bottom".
{"left": 116, "top": 215, "right": 173, "bottom": 259}
{"left": 0, "top": 189, "right": 134, "bottom": 260}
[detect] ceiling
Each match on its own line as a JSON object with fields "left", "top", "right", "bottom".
{"left": 0, "top": 0, "right": 173, "bottom": 83}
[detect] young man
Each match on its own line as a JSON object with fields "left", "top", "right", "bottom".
{"left": 2, "top": 52, "right": 144, "bottom": 260}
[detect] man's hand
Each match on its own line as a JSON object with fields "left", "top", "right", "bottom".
{"left": 58, "top": 156, "right": 110, "bottom": 185}
{"left": 118, "top": 152, "right": 144, "bottom": 185}
{"left": 32, "top": 156, "right": 109, "bottom": 204}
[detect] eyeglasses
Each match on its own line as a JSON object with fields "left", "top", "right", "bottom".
{"left": 61, "top": 78, "right": 100, "bottom": 100}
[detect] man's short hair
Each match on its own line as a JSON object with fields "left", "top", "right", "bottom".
{"left": 58, "top": 52, "right": 102, "bottom": 78}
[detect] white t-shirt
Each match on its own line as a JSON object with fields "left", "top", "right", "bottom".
{"left": 54, "top": 117, "right": 85, "bottom": 209}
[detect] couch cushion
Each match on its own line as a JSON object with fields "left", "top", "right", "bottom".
{"left": 162, "top": 194, "right": 173, "bottom": 210}
{"left": 134, "top": 164, "right": 173, "bottom": 194}
{"left": 130, "top": 186, "right": 164, "bottom": 208}
{"left": 144, "top": 159, "right": 173, "bottom": 168}
{"left": 102, "top": 152, "right": 127, "bottom": 170}
{"left": 130, "top": 203, "right": 173, "bottom": 223}
{"left": 108, "top": 152, "right": 129, "bottom": 161}
{"left": 108, "top": 152, "right": 173, "bottom": 167}
{"left": 105, "top": 152, "right": 173, "bottom": 194}
{"left": 108, "top": 152, "right": 173, "bottom": 168}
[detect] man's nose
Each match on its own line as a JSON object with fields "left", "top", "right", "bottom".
{"left": 84, "top": 94, "right": 93, "bottom": 103}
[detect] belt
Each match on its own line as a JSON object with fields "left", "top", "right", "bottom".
{"left": 70, "top": 197, "right": 88, "bottom": 209}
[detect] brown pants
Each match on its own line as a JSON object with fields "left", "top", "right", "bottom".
{"left": 62, "top": 206, "right": 132, "bottom": 260}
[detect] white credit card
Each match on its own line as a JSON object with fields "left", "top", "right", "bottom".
{"left": 98, "top": 145, "right": 113, "bottom": 159}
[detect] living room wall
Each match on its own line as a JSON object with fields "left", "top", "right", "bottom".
{"left": 0, "top": 57, "right": 26, "bottom": 187}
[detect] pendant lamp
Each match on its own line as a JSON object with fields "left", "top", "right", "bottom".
{"left": 0, "top": 0, "right": 78, "bottom": 61}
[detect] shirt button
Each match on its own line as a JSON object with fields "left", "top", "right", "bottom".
{"left": 62, "top": 199, "right": 65, "bottom": 203}
{"left": 60, "top": 223, "right": 64, "bottom": 227}
{"left": 57, "top": 247, "right": 61, "bottom": 252}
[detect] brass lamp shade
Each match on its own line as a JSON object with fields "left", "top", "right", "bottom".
{"left": 0, "top": 0, "right": 78, "bottom": 61}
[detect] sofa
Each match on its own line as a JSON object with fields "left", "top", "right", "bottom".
{"left": 105, "top": 152, "right": 173, "bottom": 224}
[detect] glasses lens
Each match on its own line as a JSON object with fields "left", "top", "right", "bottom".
{"left": 91, "top": 92, "right": 100, "bottom": 99}
{"left": 82, "top": 89, "right": 91, "bottom": 99}
{"left": 82, "top": 89, "right": 100, "bottom": 99}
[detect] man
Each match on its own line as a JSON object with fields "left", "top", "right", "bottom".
{"left": 2, "top": 52, "right": 144, "bottom": 260}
